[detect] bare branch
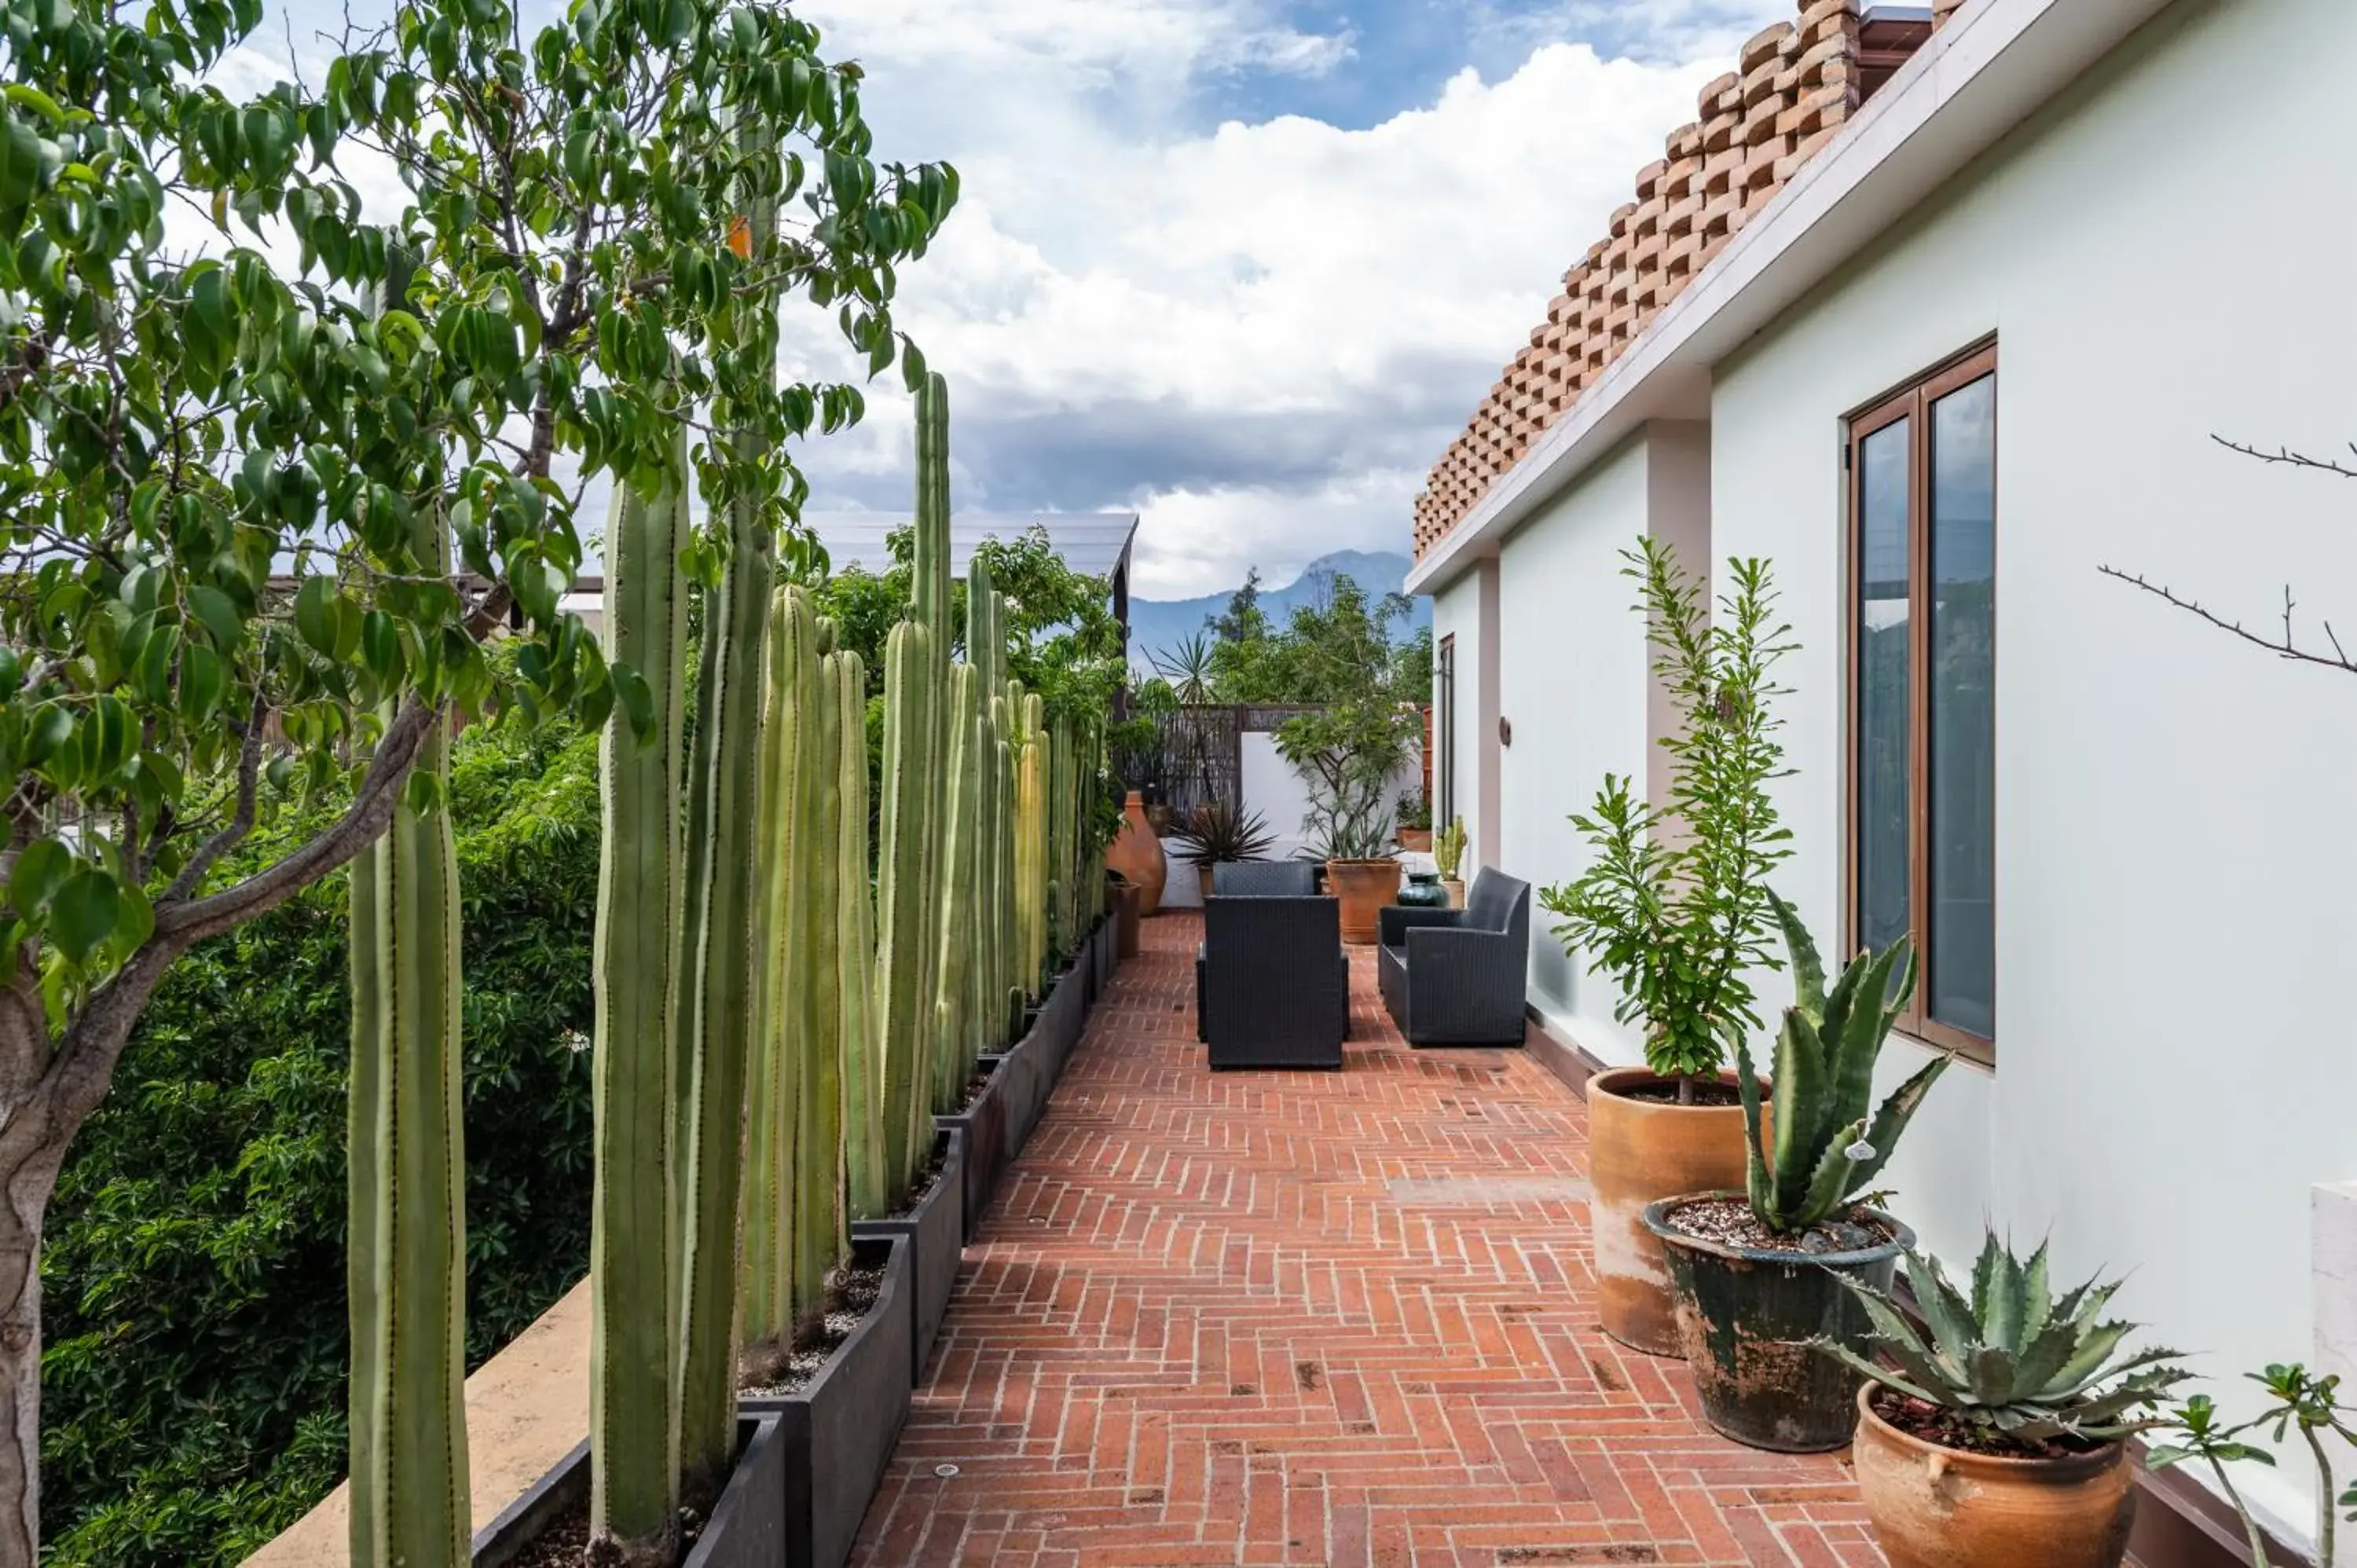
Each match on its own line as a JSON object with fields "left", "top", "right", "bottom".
{"left": 2095, "top": 566, "right": 2357, "bottom": 676}
{"left": 2211, "top": 436, "right": 2357, "bottom": 482}
{"left": 153, "top": 698, "right": 438, "bottom": 944}
{"left": 159, "top": 693, "right": 268, "bottom": 903}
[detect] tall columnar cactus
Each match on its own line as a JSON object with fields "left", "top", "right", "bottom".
{"left": 673, "top": 483, "right": 776, "bottom": 1493}
{"left": 742, "top": 588, "right": 822, "bottom": 1355}
{"left": 838, "top": 648, "right": 889, "bottom": 1222}
{"left": 874, "top": 615, "right": 939, "bottom": 1199}
{"left": 346, "top": 511, "right": 470, "bottom": 1568}
{"left": 1015, "top": 690, "right": 1049, "bottom": 995}
{"left": 993, "top": 695, "right": 1021, "bottom": 1040}
{"left": 794, "top": 636, "right": 846, "bottom": 1321}
{"left": 931, "top": 662, "right": 981, "bottom": 1113}
{"left": 588, "top": 463, "right": 691, "bottom": 1565}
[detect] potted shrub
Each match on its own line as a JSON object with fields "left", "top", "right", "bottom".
{"left": 1539, "top": 543, "right": 1795, "bottom": 1357}
{"left": 1395, "top": 788, "right": 1434, "bottom": 852}
{"left": 1165, "top": 800, "right": 1279, "bottom": 898}
{"left": 1641, "top": 892, "right": 1950, "bottom": 1449}
{"left": 1277, "top": 706, "right": 1416, "bottom": 947}
{"left": 1824, "top": 1234, "right": 2191, "bottom": 1568}
{"left": 1433, "top": 815, "right": 1468, "bottom": 907}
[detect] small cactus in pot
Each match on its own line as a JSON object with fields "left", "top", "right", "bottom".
{"left": 1641, "top": 891, "right": 1952, "bottom": 1453}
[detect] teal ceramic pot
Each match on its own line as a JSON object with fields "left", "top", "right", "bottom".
{"left": 1395, "top": 870, "right": 1449, "bottom": 909}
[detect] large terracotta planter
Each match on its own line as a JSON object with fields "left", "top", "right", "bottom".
{"left": 1644, "top": 1193, "right": 1911, "bottom": 1453}
{"left": 1398, "top": 827, "right": 1432, "bottom": 852}
{"left": 1325, "top": 858, "right": 1398, "bottom": 944}
{"left": 1852, "top": 1385, "right": 2136, "bottom": 1568}
{"left": 1108, "top": 791, "right": 1167, "bottom": 915}
{"left": 1586, "top": 1068, "right": 1754, "bottom": 1357}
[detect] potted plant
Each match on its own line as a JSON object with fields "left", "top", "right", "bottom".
{"left": 1538, "top": 543, "right": 1795, "bottom": 1357}
{"left": 1433, "top": 815, "right": 1468, "bottom": 907}
{"left": 1165, "top": 800, "right": 1279, "bottom": 898}
{"left": 1821, "top": 1233, "right": 2191, "bottom": 1567}
{"left": 1395, "top": 787, "right": 1433, "bottom": 852}
{"left": 1641, "top": 892, "right": 1950, "bottom": 1449}
{"left": 1276, "top": 702, "right": 1416, "bottom": 945}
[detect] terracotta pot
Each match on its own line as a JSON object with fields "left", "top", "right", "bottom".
{"left": 1585, "top": 1068, "right": 1755, "bottom": 1357}
{"left": 1852, "top": 1385, "right": 2136, "bottom": 1568}
{"left": 1325, "top": 858, "right": 1398, "bottom": 944}
{"left": 1398, "top": 827, "right": 1432, "bottom": 852}
{"left": 1646, "top": 1193, "right": 1911, "bottom": 1452}
{"left": 1197, "top": 862, "right": 1215, "bottom": 899}
{"left": 1107, "top": 791, "right": 1168, "bottom": 916}
{"left": 1442, "top": 877, "right": 1464, "bottom": 908}
{"left": 1113, "top": 881, "right": 1142, "bottom": 958}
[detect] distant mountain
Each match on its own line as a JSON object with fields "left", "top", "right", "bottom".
{"left": 1127, "top": 549, "right": 1431, "bottom": 673}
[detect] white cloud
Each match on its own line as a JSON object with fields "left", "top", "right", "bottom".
{"left": 776, "top": 2, "right": 1758, "bottom": 598}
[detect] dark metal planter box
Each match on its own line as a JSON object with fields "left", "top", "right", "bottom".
{"left": 1094, "top": 915, "right": 1116, "bottom": 992}
{"left": 744, "top": 1233, "right": 915, "bottom": 1568}
{"left": 848, "top": 1126, "right": 965, "bottom": 1383}
{"left": 936, "top": 1054, "right": 1006, "bottom": 1244}
{"left": 471, "top": 1412, "right": 788, "bottom": 1568}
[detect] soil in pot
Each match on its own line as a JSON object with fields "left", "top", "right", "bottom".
{"left": 1644, "top": 1192, "right": 1911, "bottom": 1453}
{"left": 739, "top": 1258, "right": 887, "bottom": 1398}
{"left": 1325, "top": 858, "right": 1398, "bottom": 944}
{"left": 1586, "top": 1068, "right": 1756, "bottom": 1358}
{"left": 1853, "top": 1385, "right": 2136, "bottom": 1568}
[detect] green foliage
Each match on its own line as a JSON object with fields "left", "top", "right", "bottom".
{"left": 1150, "top": 633, "right": 1215, "bottom": 704}
{"left": 1731, "top": 892, "right": 1946, "bottom": 1233}
{"left": 1211, "top": 574, "right": 1417, "bottom": 707}
{"left": 1816, "top": 1232, "right": 2188, "bottom": 1445}
{"left": 1266, "top": 577, "right": 1420, "bottom": 861}
{"left": 1538, "top": 542, "right": 1795, "bottom": 1082}
{"left": 39, "top": 720, "right": 598, "bottom": 1568}
{"left": 2150, "top": 1365, "right": 2357, "bottom": 1568}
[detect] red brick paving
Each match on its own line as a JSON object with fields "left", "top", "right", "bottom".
{"left": 851, "top": 914, "right": 1882, "bottom": 1567}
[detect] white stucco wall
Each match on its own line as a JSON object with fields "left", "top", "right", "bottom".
{"left": 1495, "top": 433, "right": 1654, "bottom": 1059}
{"left": 1702, "top": 0, "right": 2357, "bottom": 1542}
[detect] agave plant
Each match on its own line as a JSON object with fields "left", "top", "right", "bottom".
{"left": 1818, "top": 1233, "right": 2190, "bottom": 1445}
{"left": 1165, "top": 801, "right": 1278, "bottom": 866}
{"left": 1733, "top": 891, "right": 1948, "bottom": 1233}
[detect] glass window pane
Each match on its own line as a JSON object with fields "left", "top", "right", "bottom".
{"left": 1857, "top": 418, "right": 1912, "bottom": 962}
{"left": 1929, "top": 375, "right": 1996, "bottom": 1037}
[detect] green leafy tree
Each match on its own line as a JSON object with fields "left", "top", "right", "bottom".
{"left": 39, "top": 719, "right": 599, "bottom": 1568}
{"left": 1538, "top": 542, "right": 1794, "bottom": 1095}
{"left": 1211, "top": 573, "right": 1413, "bottom": 705}
{"left": 0, "top": 0, "right": 954, "bottom": 1552}
{"left": 1264, "top": 577, "right": 1421, "bottom": 859}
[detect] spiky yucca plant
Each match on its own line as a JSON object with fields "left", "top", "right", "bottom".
{"left": 1819, "top": 1233, "right": 2190, "bottom": 1445}
{"left": 1733, "top": 891, "right": 1948, "bottom": 1233}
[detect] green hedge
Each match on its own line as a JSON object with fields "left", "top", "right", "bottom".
{"left": 38, "top": 719, "right": 602, "bottom": 1566}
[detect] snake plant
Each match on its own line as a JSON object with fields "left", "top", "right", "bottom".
{"left": 1819, "top": 1232, "right": 2190, "bottom": 1445}
{"left": 1733, "top": 891, "right": 1948, "bottom": 1233}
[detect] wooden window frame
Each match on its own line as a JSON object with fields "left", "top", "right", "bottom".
{"left": 1843, "top": 340, "right": 1998, "bottom": 1066}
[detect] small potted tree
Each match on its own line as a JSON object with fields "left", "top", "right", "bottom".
{"left": 1540, "top": 543, "right": 1794, "bottom": 1357}
{"left": 1642, "top": 892, "right": 1950, "bottom": 1450}
{"left": 1277, "top": 701, "right": 1417, "bottom": 947}
{"left": 1166, "top": 801, "right": 1279, "bottom": 898}
{"left": 1825, "top": 1234, "right": 2191, "bottom": 1568}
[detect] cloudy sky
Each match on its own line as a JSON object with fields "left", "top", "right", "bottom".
{"left": 770, "top": 0, "right": 1798, "bottom": 597}
{"left": 248, "top": 0, "right": 1791, "bottom": 596}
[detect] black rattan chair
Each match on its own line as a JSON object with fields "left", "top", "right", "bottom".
{"left": 1197, "top": 860, "right": 1320, "bottom": 1038}
{"left": 1200, "top": 894, "right": 1347, "bottom": 1069}
{"left": 1376, "top": 868, "right": 1530, "bottom": 1046}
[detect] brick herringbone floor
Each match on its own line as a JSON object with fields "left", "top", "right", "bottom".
{"left": 851, "top": 914, "right": 1882, "bottom": 1567}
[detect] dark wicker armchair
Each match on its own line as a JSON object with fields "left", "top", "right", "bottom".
{"left": 1376, "top": 868, "right": 1530, "bottom": 1046}
{"left": 1198, "top": 894, "right": 1347, "bottom": 1069}
{"left": 1196, "top": 859, "right": 1320, "bottom": 1039}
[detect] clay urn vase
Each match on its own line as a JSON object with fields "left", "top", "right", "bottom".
{"left": 1107, "top": 790, "right": 1168, "bottom": 917}
{"left": 1851, "top": 1385, "right": 2137, "bottom": 1567}
{"left": 1585, "top": 1066, "right": 1757, "bottom": 1357}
